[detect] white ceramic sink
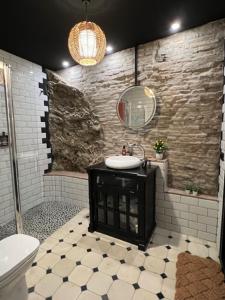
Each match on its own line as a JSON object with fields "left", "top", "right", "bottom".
{"left": 105, "top": 155, "right": 142, "bottom": 170}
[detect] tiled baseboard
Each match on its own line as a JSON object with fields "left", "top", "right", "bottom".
{"left": 43, "top": 174, "right": 89, "bottom": 209}
{"left": 154, "top": 161, "right": 218, "bottom": 242}
{"left": 156, "top": 191, "right": 218, "bottom": 242}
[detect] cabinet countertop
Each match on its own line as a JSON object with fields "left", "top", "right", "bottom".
{"left": 86, "top": 162, "right": 157, "bottom": 178}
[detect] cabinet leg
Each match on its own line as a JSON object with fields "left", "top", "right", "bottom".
{"left": 138, "top": 243, "right": 146, "bottom": 251}
{"left": 88, "top": 225, "right": 95, "bottom": 233}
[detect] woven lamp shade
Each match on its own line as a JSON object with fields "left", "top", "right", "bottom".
{"left": 68, "top": 21, "right": 106, "bottom": 66}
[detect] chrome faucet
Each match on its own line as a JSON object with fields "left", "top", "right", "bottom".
{"left": 126, "top": 143, "right": 145, "bottom": 161}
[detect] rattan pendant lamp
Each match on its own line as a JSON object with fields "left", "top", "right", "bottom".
{"left": 68, "top": 0, "right": 106, "bottom": 66}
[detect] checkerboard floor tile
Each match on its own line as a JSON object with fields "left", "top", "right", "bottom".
{"left": 26, "top": 208, "right": 219, "bottom": 300}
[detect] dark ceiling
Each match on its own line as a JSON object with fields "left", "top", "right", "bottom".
{"left": 1, "top": 0, "right": 225, "bottom": 70}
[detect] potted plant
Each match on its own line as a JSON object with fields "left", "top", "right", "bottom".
{"left": 185, "top": 183, "right": 193, "bottom": 194}
{"left": 192, "top": 185, "right": 200, "bottom": 196}
{"left": 153, "top": 140, "right": 167, "bottom": 160}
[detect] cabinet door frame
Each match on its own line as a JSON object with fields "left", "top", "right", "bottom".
{"left": 88, "top": 169, "right": 154, "bottom": 250}
{"left": 95, "top": 184, "right": 118, "bottom": 229}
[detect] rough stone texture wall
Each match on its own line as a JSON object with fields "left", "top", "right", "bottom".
{"left": 58, "top": 19, "right": 225, "bottom": 196}
{"left": 47, "top": 71, "right": 104, "bottom": 172}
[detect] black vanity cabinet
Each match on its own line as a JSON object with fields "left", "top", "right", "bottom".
{"left": 87, "top": 163, "right": 157, "bottom": 250}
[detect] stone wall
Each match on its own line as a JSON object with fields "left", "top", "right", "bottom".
{"left": 58, "top": 19, "right": 225, "bottom": 196}
{"left": 47, "top": 71, "right": 104, "bottom": 172}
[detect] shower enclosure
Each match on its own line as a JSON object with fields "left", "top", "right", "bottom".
{"left": 0, "top": 59, "right": 81, "bottom": 242}
{"left": 0, "top": 62, "right": 21, "bottom": 239}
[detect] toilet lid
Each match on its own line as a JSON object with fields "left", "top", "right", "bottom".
{"left": 0, "top": 234, "right": 40, "bottom": 279}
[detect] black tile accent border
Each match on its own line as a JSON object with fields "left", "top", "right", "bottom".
{"left": 157, "top": 292, "right": 165, "bottom": 299}
{"left": 63, "top": 276, "right": 69, "bottom": 282}
{"left": 220, "top": 57, "right": 225, "bottom": 165}
{"left": 28, "top": 286, "right": 35, "bottom": 293}
{"left": 93, "top": 267, "right": 99, "bottom": 272}
{"left": 160, "top": 273, "right": 167, "bottom": 279}
{"left": 112, "top": 275, "right": 118, "bottom": 281}
{"left": 39, "top": 70, "right": 53, "bottom": 174}
{"left": 133, "top": 283, "right": 140, "bottom": 289}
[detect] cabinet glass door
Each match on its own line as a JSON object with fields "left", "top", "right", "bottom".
{"left": 118, "top": 194, "right": 127, "bottom": 231}
{"left": 118, "top": 191, "right": 139, "bottom": 235}
{"left": 106, "top": 194, "right": 114, "bottom": 226}
{"left": 96, "top": 188, "right": 116, "bottom": 227}
{"left": 129, "top": 192, "right": 139, "bottom": 234}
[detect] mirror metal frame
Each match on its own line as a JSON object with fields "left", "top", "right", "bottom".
{"left": 117, "top": 85, "right": 156, "bottom": 130}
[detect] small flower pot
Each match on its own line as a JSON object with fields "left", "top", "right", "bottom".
{"left": 185, "top": 189, "right": 191, "bottom": 194}
{"left": 156, "top": 152, "right": 163, "bottom": 160}
{"left": 192, "top": 191, "right": 198, "bottom": 196}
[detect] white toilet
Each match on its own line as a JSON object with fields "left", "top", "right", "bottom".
{"left": 0, "top": 234, "right": 40, "bottom": 300}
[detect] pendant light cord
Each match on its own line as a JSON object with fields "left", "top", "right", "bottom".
{"left": 135, "top": 45, "right": 138, "bottom": 85}
{"left": 82, "top": 0, "right": 90, "bottom": 22}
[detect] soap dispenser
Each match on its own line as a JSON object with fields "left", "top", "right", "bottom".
{"left": 122, "top": 145, "right": 126, "bottom": 156}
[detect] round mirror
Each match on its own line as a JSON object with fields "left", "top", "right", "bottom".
{"left": 117, "top": 86, "right": 156, "bottom": 129}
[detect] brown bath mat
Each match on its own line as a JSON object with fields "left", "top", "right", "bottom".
{"left": 175, "top": 252, "right": 225, "bottom": 300}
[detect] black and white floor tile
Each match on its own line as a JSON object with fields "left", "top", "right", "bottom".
{"left": 0, "top": 201, "right": 81, "bottom": 242}
{"left": 25, "top": 208, "right": 220, "bottom": 300}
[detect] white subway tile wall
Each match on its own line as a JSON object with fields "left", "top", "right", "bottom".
{"left": 43, "top": 175, "right": 89, "bottom": 208}
{"left": 153, "top": 161, "right": 219, "bottom": 242}
{"left": 0, "top": 49, "right": 50, "bottom": 226}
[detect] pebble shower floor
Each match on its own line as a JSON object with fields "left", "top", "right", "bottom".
{"left": 0, "top": 201, "right": 81, "bottom": 242}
